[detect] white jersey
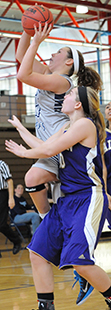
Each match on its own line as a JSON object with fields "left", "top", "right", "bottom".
{"left": 32, "top": 74, "right": 74, "bottom": 185}
{"left": 35, "top": 74, "right": 73, "bottom": 141}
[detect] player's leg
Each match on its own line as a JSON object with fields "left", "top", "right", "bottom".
{"left": 27, "top": 201, "right": 63, "bottom": 310}
{"left": 74, "top": 265, "right": 111, "bottom": 309}
{"left": 25, "top": 166, "right": 57, "bottom": 218}
{"left": 30, "top": 251, "right": 55, "bottom": 309}
{"left": 72, "top": 189, "right": 108, "bottom": 306}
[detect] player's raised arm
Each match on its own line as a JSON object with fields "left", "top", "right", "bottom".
{"left": 17, "top": 23, "right": 52, "bottom": 85}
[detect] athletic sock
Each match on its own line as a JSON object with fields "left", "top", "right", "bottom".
{"left": 100, "top": 286, "right": 111, "bottom": 308}
{"left": 100, "top": 286, "right": 111, "bottom": 297}
{"left": 39, "top": 206, "right": 51, "bottom": 220}
{"left": 39, "top": 212, "right": 49, "bottom": 219}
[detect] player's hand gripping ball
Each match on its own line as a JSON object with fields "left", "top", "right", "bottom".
{"left": 21, "top": 5, "right": 54, "bottom": 36}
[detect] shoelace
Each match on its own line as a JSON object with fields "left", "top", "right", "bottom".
{"left": 72, "top": 271, "right": 84, "bottom": 294}
{"left": 72, "top": 270, "right": 83, "bottom": 297}
{"left": 72, "top": 271, "right": 80, "bottom": 289}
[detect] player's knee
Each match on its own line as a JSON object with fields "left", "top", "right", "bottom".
{"left": 25, "top": 169, "right": 44, "bottom": 187}
{"left": 25, "top": 170, "right": 36, "bottom": 187}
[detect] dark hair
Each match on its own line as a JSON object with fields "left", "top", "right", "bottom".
{"left": 15, "top": 183, "right": 24, "bottom": 189}
{"left": 67, "top": 48, "right": 103, "bottom": 92}
{"left": 77, "top": 52, "right": 103, "bottom": 92}
{"left": 67, "top": 48, "right": 74, "bottom": 76}
{"left": 106, "top": 120, "right": 109, "bottom": 128}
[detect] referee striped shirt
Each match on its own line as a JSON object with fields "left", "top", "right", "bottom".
{"left": 0, "top": 160, "right": 12, "bottom": 190}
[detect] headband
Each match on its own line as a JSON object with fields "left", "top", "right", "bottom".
{"left": 78, "top": 86, "right": 89, "bottom": 115}
{"left": 72, "top": 49, "right": 79, "bottom": 74}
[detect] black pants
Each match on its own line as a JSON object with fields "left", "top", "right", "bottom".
{"left": 0, "top": 189, "right": 20, "bottom": 245}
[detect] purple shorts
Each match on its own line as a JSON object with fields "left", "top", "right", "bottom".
{"left": 27, "top": 189, "right": 108, "bottom": 269}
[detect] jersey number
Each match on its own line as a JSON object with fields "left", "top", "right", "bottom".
{"left": 59, "top": 153, "right": 65, "bottom": 169}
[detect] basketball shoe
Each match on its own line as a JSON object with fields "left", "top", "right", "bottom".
{"left": 73, "top": 270, "right": 94, "bottom": 305}
{"left": 105, "top": 297, "right": 111, "bottom": 309}
{"left": 37, "top": 300, "right": 55, "bottom": 310}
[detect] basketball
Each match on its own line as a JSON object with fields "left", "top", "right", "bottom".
{"left": 21, "top": 5, "right": 54, "bottom": 36}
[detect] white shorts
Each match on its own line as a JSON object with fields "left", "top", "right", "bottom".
{"left": 32, "top": 156, "right": 59, "bottom": 178}
{"left": 32, "top": 156, "right": 64, "bottom": 203}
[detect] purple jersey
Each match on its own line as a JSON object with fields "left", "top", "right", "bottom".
{"left": 59, "top": 131, "right": 104, "bottom": 195}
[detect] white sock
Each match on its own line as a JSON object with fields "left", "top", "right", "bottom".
{"left": 39, "top": 210, "right": 50, "bottom": 219}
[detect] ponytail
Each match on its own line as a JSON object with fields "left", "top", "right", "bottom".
{"left": 87, "top": 87, "right": 106, "bottom": 154}
{"left": 76, "top": 51, "right": 103, "bottom": 92}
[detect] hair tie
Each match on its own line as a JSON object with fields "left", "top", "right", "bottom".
{"left": 71, "top": 49, "right": 79, "bottom": 74}
{"left": 97, "top": 108, "right": 100, "bottom": 112}
{"left": 78, "top": 86, "right": 89, "bottom": 115}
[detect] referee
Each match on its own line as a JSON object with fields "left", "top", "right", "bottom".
{"left": 0, "top": 160, "right": 21, "bottom": 255}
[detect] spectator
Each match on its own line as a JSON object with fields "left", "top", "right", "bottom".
{"left": 0, "top": 160, "right": 21, "bottom": 255}
{"left": 10, "top": 184, "right": 40, "bottom": 235}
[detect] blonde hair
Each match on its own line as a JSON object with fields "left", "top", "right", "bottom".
{"left": 87, "top": 87, "right": 106, "bottom": 154}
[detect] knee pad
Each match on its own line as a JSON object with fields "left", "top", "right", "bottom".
{"left": 25, "top": 184, "right": 45, "bottom": 193}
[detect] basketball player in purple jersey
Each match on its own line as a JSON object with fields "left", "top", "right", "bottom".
{"left": 7, "top": 20, "right": 103, "bottom": 304}
{"left": 5, "top": 86, "right": 111, "bottom": 310}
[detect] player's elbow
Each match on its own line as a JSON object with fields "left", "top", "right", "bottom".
{"left": 17, "top": 71, "right": 26, "bottom": 83}
{"left": 17, "top": 71, "right": 22, "bottom": 81}
{"left": 17, "top": 70, "right": 33, "bottom": 84}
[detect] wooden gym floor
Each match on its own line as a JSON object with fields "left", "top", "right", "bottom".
{"left": 0, "top": 233, "right": 111, "bottom": 310}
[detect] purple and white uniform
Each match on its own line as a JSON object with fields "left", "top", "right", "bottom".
{"left": 27, "top": 125, "right": 108, "bottom": 268}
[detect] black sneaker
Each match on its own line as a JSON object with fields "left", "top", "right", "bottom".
{"left": 105, "top": 297, "right": 111, "bottom": 309}
{"left": 13, "top": 241, "right": 21, "bottom": 255}
{"left": 38, "top": 300, "right": 55, "bottom": 310}
{"left": 72, "top": 270, "right": 94, "bottom": 305}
